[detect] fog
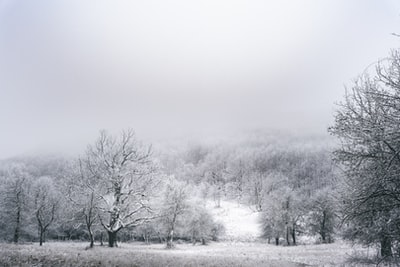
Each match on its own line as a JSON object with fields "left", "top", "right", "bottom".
{"left": 0, "top": 0, "right": 399, "bottom": 158}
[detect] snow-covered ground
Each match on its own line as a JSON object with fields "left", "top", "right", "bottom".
{"left": 206, "top": 200, "right": 262, "bottom": 241}
{"left": 0, "top": 241, "right": 369, "bottom": 266}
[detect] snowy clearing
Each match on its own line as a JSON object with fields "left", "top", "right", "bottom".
{"left": 207, "top": 200, "right": 262, "bottom": 241}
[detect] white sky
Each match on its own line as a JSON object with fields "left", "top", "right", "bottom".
{"left": 0, "top": 0, "right": 400, "bottom": 158}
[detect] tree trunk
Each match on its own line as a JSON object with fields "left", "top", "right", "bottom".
{"left": 167, "top": 214, "right": 177, "bottom": 249}
{"left": 85, "top": 202, "right": 95, "bottom": 249}
{"left": 215, "top": 187, "right": 221, "bottom": 208}
{"left": 13, "top": 206, "right": 21, "bottom": 243}
{"left": 39, "top": 229, "right": 44, "bottom": 246}
{"left": 275, "top": 237, "right": 279, "bottom": 246}
{"left": 286, "top": 225, "right": 290, "bottom": 246}
{"left": 166, "top": 229, "right": 174, "bottom": 248}
{"left": 291, "top": 224, "right": 296, "bottom": 245}
{"left": 88, "top": 230, "right": 94, "bottom": 248}
{"left": 321, "top": 232, "right": 326, "bottom": 243}
{"left": 108, "top": 231, "right": 117, "bottom": 247}
{"left": 380, "top": 235, "right": 392, "bottom": 258}
{"left": 100, "top": 232, "right": 104, "bottom": 246}
{"left": 321, "top": 211, "right": 326, "bottom": 243}
{"left": 158, "top": 233, "right": 164, "bottom": 244}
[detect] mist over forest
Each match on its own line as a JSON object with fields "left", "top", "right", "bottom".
{"left": 0, "top": 129, "right": 337, "bottom": 246}
{"left": 1, "top": 0, "right": 400, "bottom": 266}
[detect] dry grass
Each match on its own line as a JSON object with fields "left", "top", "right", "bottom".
{"left": 0, "top": 240, "right": 371, "bottom": 267}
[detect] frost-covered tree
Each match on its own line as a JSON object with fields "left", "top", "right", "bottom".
{"left": 81, "top": 129, "right": 158, "bottom": 247}
{"left": 247, "top": 152, "right": 272, "bottom": 212}
{"left": 185, "top": 205, "right": 219, "bottom": 245}
{"left": 64, "top": 160, "right": 101, "bottom": 248}
{"left": 0, "top": 164, "right": 31, "bottom": 243}
{"left": 226, "top": 156, "right": 247, "bottom": 202}
{"left": 261, "top": 195, "right": 286, "bottom": 245}
{"left": 161, "top": 178, "right": 188, "bottom": 248}
{"left": 308, "top": 188, "right": 337, "bottom": 243}
{"left": 31, "top": 176, "right": 59, "bottom": 246}
{"left": 202, "top": 149, "right": 229, "bottom": 208}
{"left": 244, "top": 148, "right": 285, "bottom": 211}
{"left": 329, "top": 49, "right": 400, "bottom": 258}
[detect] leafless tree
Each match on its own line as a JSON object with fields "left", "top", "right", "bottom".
{"left": 81, "top": 129, "right": 159, "bottom": 247}
{"left": 65, "top": 160, "right": 100, "bottom": 248}
{"left": 0, "top": 164, "right": 30, "bottom": 243}
{"left": 31, "top": 176, "right": 59, "bottom": 246}
{"left": 329, "top": 49, "right": 400, "bottom": 258}
{"left": 162, "top": 178, "right": 188, "bottom": 249}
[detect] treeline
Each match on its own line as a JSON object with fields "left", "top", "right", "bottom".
{"left": 0, "top": 130, "right": 338, "bottom": 248}
{"left": 0, "top": 130, "right": 222, "bottom": 248}
{"left": 160, "top": 132, "right": 339, "bottom": 245}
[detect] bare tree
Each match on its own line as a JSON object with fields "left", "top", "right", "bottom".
{"left": 0, "top": 164, "right": 30, "bottom": 243}
{"left": 81, "top": 129, "right": 158, "bottom": 247}
{"left": 329, "top": 49, "right": 400, "bottom": 258}
{"left": 186, "top": 205, "right": 218, "bottom": 245}
{"left": 261, "top": 194, "right": 286, "bottom": 245}
{"left": 65, "top": 160, "right": 100, "bottom": 248}
{"left": 247, "top": 150, "right": 281, "bottom": 212}
{"left": 162, "top": 178, "right": 188, "bottom": 249}
{"left": 31, "top": 176, "right": 59, "bottom": 246}
{"left": 226, "top": 157, "right": 247, "bottom": 202}
{"left": 203, "top": 151, "right": 229, "bottom": 208}
{"left": 308, "top": 188, "right": 337, "bottom": 244}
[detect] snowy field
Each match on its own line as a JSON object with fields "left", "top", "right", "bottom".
{"left": 207, "top": 200, "right": 262, "bottom": 241}
{"left": 0, "top": 200, "right": 374, "bottom": 266}
{"left": 0, "top": 241, "right": 370, "bottom": 267}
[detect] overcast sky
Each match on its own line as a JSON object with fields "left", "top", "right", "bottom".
{"left": 0, "top": 0, "right": 399, "bottom": 158}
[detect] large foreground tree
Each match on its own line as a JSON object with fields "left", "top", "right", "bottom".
{"left": 81, "top": 129, "right": 159, "bottom": 247}
{"left": 329, "top": 49, "right": 400, "bottom": 258}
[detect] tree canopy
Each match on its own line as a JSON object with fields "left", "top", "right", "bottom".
{"left": 329, "top": 49, "right": 400, "bottom": 258}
